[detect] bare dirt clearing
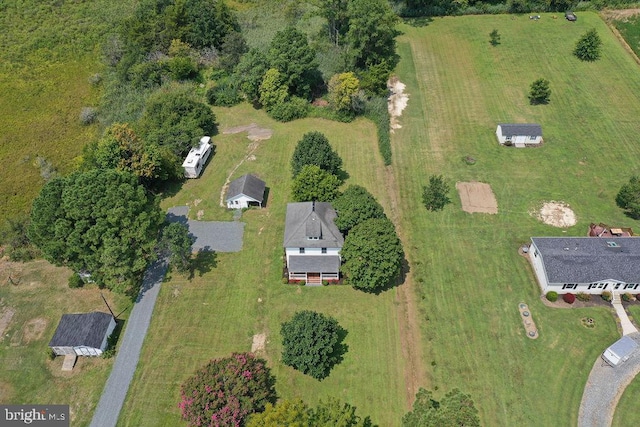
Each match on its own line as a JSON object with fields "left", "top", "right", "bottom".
{"left": 535, "top": 201, "right": 577, "bottom": 228}
{"left": 251, "top": 333, "right": 266, "bottom": 354}
{"left": 601, "top": 8, "right": 640, "bottom": 21}
{"left": 456, "top": 182, "right": 498, "bottom": 214}
{"left": 0, "top": 307, "right": 16, "bottom": 341}
{"left": 223, "top": 123, "right": 273, "bottom": 142}
{"left": 388, "top": 77, "right": 409, "bottom": 132}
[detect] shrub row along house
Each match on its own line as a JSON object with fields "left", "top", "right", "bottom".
{"left": 529, "top": 237, "right": 640, "bottom": 295}
{"left": 283, "top": 201, "right": 344, "bottom": 284}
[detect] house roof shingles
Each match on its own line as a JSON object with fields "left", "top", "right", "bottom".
{"left": 226, "top": 174, "right": 266, "bottom": 203}
{"left": 49, "top": 312, "right": 113, "bottom": 349}
{"left": 499, "top": 123, "right": 542, "bottom": 137}
{"left": 283, "top": 202, "right": 344, "bottom": 248}
{"left": 531, "top": 237, "right": 640, "bottom": 284}
{"left": 288, "top": 255, "right": 341, "bottom": 272}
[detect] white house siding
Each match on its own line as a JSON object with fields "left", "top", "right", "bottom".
{"left": 227, "top": 195, "right": 257, "bottom": 209}
{"left": 285, "top": 247, "right": 340, "bottom": 265}
{"left": 496, "top": 126, "right": 506, "bottom": 144}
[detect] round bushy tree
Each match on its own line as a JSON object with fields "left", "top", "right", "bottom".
{"left": 247, "top": 399, "right": 310, "bottom": 427}
{"left": 341, "top": 218, "right": 404, "bottom": 292}
{"left": 403, "top": 388, "right": 480, "bottom": 427}
{"left": 291, "top": 165, "right": 341, "bottom": 202}
{"left": 616, "top": 176, "right": 640, "bottom": 219}
{"left": 528, "top": 78, "right": 551, "bottom": 105}
{"left": 574, "top": 28, "right": 602, "bottom": 62}
{"left": 281, "top": 311, "right": 344, "bottom": 380}
{"left": 422, "top": 175, "right": 451, "bottom": 212}
{"left": 28, "top": 169, "right": 163, "bottom": 293}
{"left": 179, "top": 353, "right": 276, "bottom": 427}
{"left": 332, "top": 185, "right": 385, "bottom": 233}
{"left": 290, "top": 132, "right": 343, "bottom": 178}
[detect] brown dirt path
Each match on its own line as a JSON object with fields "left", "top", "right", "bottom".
{"left": 384, "top": 166, "right": 426, "bottom": 407}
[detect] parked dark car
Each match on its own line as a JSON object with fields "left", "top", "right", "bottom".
{"left": 565, "top": 11, "right": 577, "bottom": 21}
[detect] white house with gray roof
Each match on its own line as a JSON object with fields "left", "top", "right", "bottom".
{"left": 283, "top": 202, "right": 344, "bottom": 284}
{"left": 496, "top": 124, "right": 543, "bottom": 147}
{"left": 529, "top": 237, "right": 640, "bottom": 295}
{"left": 226, "top": 174, "right": 266, "bottom": 209}
{"left": 48, "top": 312, "right": 116, "bottom": 357}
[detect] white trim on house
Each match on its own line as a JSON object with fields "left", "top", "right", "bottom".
{"left": 182, "top": 136, "right": 212, "bottom": 178}
{"left": 529, "top": 237, "right": 640, "bottom": 295}
{"left": 496, "top": 124, "right": 543, "bottom": 147}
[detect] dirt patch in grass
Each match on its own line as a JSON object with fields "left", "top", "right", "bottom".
{"left": 535, "top": 201, "right": 577, "bottom": 228}
{"left": 456, "top": 181, "right": 498, "bottom": 214}
{"left": 601, "top": 8, "right": 640, "bottom": 21}
{"left": 0, "top": 381, "right": 14, "bottom": 402}
{"left": 22, "top": 317, "right": 48, "bottom": 343}
{"left": 251, "top": 333, "right": 266, "bottom": 354}
{"left": 0, "top": 307, "right": 16, "bottom": 341}
{"left": 219, "top": 126, "right": 270, "bottom": 207}
{"left": 388, "top": 77, "right": 409, "bottom": 133}
{"left": 223, "top": 123, "right": 273, "bottom": 142}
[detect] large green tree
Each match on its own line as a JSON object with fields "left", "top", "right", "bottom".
{"left": 281, "top": 310, "right": 345, "bottom": 380}
{"left": 402, "top": 388, "right": 480, "bottom": 427}
{"left": 318, "top": 0, "right": 350, "bottom": 45}
{"left": 247, "top": 399, "right": 310, "bottom": 427}
{"left": 28, "top": 169, "right": 163, "bottom": 293}
{"left": 179, "top": 353, "right": 277, "bottom": 427}
{"left": 235, "top": 48, "right": 270, "bottom": 102}
{"left": 267, "top": 26, "right": 318, "bottom": 99}
{"left": 422, "top": 175, "right": 451, "bottom": 212}
{"left": 528, "top": 78, "right": 551, "bottom": 105}
{"left": 161, "top": 222, "right": 194, "bottom": 273}
{"left": 341, "top": 218, "right": 404, "bottom": 293}
{"left": 332, "top": 185, "right": 385, "bottom": 233}
{"left": 574, "top": 28, "right": 602, "bottom": 62}
{"left": 139, "top": 88, "right": 217, "bottom": 157}
{"left": 346, "top": 0, "right": 399, "bottom": 70}
{"left": 86, "top": 123, "right": 181, "bottom": 186}
{"left": 310, "top": 397, "right": 374, "bottom": 427}
{"left": 616, "top": 176, "right": 640, "bottom": 219}
{"left": 290, "top": 132, "right": 343, "bottom": 178}
{"left": 291, "top": 165, "right": 341, "bottom": 202}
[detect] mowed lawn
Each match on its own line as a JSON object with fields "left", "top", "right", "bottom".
{"left": 393, "top": 12, "right": 640, "bottom": 426}
{"left": 118, "top": 105, "right": 407, "bottom": 426}
{"left": 0, "top": 261, "right": 130, "bottom": 427}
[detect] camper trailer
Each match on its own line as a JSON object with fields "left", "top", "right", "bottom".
{"left": 182, "top": 136, "right": 212, "bottom": 178}
{"left": 602, "top": 336, "right": 639, "bottom": 367}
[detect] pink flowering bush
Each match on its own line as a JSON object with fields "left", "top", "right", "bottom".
{"left": 179, "top": 352, "right": 276, "bottom": 427}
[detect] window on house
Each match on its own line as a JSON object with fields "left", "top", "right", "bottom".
{"left": 299, "top": 248, "right": 305, "bottom": 254}
{"left": 321, "top": 248, "right": 327, "bottom": 254}
{"left": 234, "top": 200, "right": 238, "bottom": 204}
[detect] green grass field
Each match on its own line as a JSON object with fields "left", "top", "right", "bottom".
{"left": 0, "top": 0, "right": 133, "bottom": 221}
{"left": 118, "top": 105, "right": 407, "bottom": 426}
{"left": 0, "top": 261, "right": 130, "bottom": 426}
{"left": 612, "top": 13, "right": 640, "bottom": 59}
{"left": 393, "top": 12, "right": 640, "bottom": 426}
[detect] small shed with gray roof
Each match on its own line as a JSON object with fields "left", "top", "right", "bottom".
{"left": 49, "top": 312, "right": 116, "bottom": 357}
{"left": 496, "top": 123, "right": 543, "bottom": 147}
{"left": 226, "top": 174, "right": 266, "bottom": 209}
{"left": 529, "top": 237, "right": 640, "bottom": 295}
{"left": 283, "top": 202, "right": 344, "bottom": 284}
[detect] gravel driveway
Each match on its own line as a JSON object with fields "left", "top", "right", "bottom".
{"left": 578, "top": 332, "right": 640, "bottom": 427}
{"left": 166, "top": 206, "right": 245, "bottom": 252}
{"left": 89, "top": 257, "right": 168, "bottom": 427}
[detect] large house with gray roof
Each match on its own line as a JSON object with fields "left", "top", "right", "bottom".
{"left": 496, "top": 123, "right": 543, "bottom": 147}
{"left": 529, "top": 237, "right": 640, "bottom": 295}
{"left": 226, "top": 174, "right": 266, "bottom": 209}
{"left": 49, "top": 312, "right": 116, "bottom": 357}
{"left": 283, "top": 202, "right": 344, "bottom": 284}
